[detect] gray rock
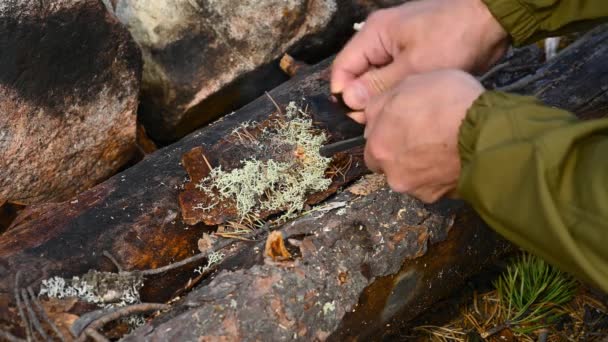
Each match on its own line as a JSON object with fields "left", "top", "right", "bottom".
{"left": 110, "top": 0, "right": 406, "bottom": 143}
{"left": 0, "top": 0, "right": 142, "bottom": 204}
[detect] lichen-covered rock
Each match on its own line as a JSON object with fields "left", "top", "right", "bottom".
{"left": 109, "top": 0, "right": 407, "bottom": 142}
{"left": 0, "top": 0, "right": 142, "bottom": 204}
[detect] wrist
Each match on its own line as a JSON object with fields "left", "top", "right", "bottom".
{"left": 470, "top": 0, "right": 510, "bottom": 67}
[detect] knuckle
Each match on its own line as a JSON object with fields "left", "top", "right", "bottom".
{"left": 366, "top": 10, "right": 382, "bottom": 23}
{"left": 363, "top": 69, "right": 388, "bottom": 94}
{"left": 366, "top": 9, "right": 391, "bottom": 25}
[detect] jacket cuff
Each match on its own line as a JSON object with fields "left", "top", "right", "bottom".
{"left": 457, "top": 90, "right": 521, "bottom": 194}
{"left": 481, "top": 0, "right": 539, "bottom": 46}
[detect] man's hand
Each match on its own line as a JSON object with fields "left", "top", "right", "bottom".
{"left": 363, "top": 70, "right": 484, "bottom": 203}
{"left": 331, "top": 0, "right": 507, "bottom": 118}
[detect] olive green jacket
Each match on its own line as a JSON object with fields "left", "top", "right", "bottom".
{"left": 459, "top": 0, "right": 608, "bottom": 292}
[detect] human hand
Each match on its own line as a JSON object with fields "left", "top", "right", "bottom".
{"left": 331, "top": 0, "right": 507, "bottom": 117}
{"left": 363, "top": 70, "right": 484, "bottom": 203}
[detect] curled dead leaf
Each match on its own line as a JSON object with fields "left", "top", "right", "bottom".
{"left": 265, "top": 231, "right": 291, "bottom": 261}
{"left": 198, "top": 233, "right": 217, "bottom": 253}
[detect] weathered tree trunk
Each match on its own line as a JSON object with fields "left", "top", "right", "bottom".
{"left": 2, "top": 24, "right": 608, "bottom": 341}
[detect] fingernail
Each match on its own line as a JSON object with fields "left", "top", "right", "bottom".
{"left": 330, "top": 81, "right": 342, "bottom": 94}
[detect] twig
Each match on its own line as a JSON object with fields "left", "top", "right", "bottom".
{"left": 537, "top": 328, "right": 549, "bottom": 342}
{"left": 75, "top": 303, "right": 169, "bottom": 342}
{"left": 27, "top": 286, "right": 66, "bottom": 342}
{"left": 214, "top": 233, "right": 252, "bottom": 241}
{"left": 480, "top": 322, "right": 510, "bottom": 338}
{"left": 14, "top": 271, "right": 32, "bottom": 342}
{"left": 0, "top": 329, "right": 25, "bottom": 342}
{"left": 139, "top": 243, "right": 226, "bottom": 276}
{"left": 138, "top": 225, "right": 268, "bottom": 276}
{"left": 497, "top": 72, "right": 546, "bottom": 92}
{"left": 85, "top": 328, "right": 110, "bottom": 342}
{"left": 504, "top": 63, "right": 545, "bottom": 73}
{"left": 20, "top": 289, "right": 49, "bottom": 341}
{"left": 265, "top": 92, "right": 283, "bottom": 115}
{"left": 102, "top": 251, "right": 123, "bottom": 273}
{"left": 201, "top": 153, "right": 213, "bottom": 171}
{"left": 478, "top": 62, "right": 510, "bottom": 83}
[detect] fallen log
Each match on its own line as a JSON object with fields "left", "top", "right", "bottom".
{"left": 123, "top": 181, "right": 511, "bottom": 341}
{"left": 2, "top": 24, "right": 608, "bottom": 340}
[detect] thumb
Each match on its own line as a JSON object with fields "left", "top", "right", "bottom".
{"left": 342, "top": 58, "right": 411, "bottom": 110}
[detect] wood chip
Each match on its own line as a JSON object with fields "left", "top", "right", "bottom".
{"left": 347, "top": 174, "right": 386, "bottom": 196}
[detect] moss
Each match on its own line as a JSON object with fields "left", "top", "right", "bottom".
{"left": 196, "top": 101, "right": 332, "bottom": 220}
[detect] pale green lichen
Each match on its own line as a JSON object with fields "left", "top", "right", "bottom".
{"left": 196, "top": 101, "right": 332, "bottom": 219}
{"left": 39, "top": 271, "right": 145, "bottom": 330}
{"left": 323, "top": 301, "right": 336, "bottom": 316}
{"left": 194, "top": 251, "right": 225, "bottom": 274}
{"left": 39, "top": 271, "right": 142, "bottom": 307}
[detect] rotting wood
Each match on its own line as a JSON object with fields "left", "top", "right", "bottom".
{"left": 1, "top": 24, "right": 608, "bottom": 340}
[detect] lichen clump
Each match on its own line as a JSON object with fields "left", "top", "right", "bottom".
{"left": 196, "top": 101, "right": 332, "bottom": 219}
{"left": 39, "top": 271, "right": 146, "bottom": 330}
{"left": 38, "top": 270, "right": 143, "bottom": 308}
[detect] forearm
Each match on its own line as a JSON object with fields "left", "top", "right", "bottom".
{"left": 458, "top": 91, "right": 608, "bottom": 292}
{"left": 483, "top": 0, "right": 608, "bottom": 46}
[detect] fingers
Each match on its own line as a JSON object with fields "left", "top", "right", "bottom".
{"left": 361, "top": 87, "right": 395, "bottom": 139}
{"left": 346, "top": 111, "right": 366, "bottom": 124}
{"left": 330, "top": 10, "right": 395, "bottom": 95}
{"left": 361, "top": 92, "right": 396, "bottom": 173}
{"left": 341, "top": 58, "right": 412, "bottom": 110}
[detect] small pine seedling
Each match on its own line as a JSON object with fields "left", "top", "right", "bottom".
{"left": 494, "top": 253, "right": 578, "bottom": 334}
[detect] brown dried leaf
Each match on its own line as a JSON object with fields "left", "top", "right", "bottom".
{"left": 265, "top": 231, "right": 291, "bottom": 261}
{"left": 279, "top": 53, "right": 308, "bottom": 77}
{"left": 347, "top": 174, "right": 386, "bottom": 196}
{"left": 197, "top": 233, "right": 217, "bottom": 253}
{"left": 40, "top": 297, "right": 80, "bottom": 339}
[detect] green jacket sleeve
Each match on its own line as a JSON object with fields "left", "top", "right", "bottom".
{"left": 458, "top": 91, "right": 608, "bottom": 292}
{"left": 482, "top": 0, "right": 608, "bottom": 46}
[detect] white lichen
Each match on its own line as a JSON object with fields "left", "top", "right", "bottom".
{"left": 39, "top": 271, "right": 144, "bottom": 330}
{"left": 323, "top": 301, "right": 336, "bottom": 316}
{"left": 196, "top": 101, "right": 332, "bottom": 220}
{"left": 194, "top": 251, "right": 225, "bottom": 274}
